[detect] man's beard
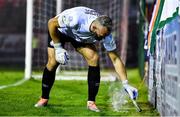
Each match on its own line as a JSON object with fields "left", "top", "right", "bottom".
{"left": 94, "top": 34, "right": 104, "bottom": 41}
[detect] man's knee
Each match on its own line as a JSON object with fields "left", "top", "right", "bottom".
{"left": 46, "top": 58, "right": 59, "bottom": 71}
{"left": 87, "top": 54, "right": 99, "bottom": 66}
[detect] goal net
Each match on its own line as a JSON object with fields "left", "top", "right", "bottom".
{"left": 31, "top": 0, "right": 129, "bottom": 79}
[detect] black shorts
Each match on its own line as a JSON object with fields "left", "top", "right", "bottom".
{"left": 48, "top": 30, "right": 92, "bottom": 49}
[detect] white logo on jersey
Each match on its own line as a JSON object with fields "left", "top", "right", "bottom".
{"left": 62, "top": 15, "right": 73, "bottom": 26}
{"left": 62, "top": 16, "right": 69, "bottom": 25}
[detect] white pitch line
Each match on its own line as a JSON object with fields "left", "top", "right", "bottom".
{"left": 32, "top": 74, "right": 117, "bottom": 81}
{"left": 0, "top": 79, "right": 27, "bottom": 90}
{"left": 0, "top": 73, "right": 116, "bottom": 90}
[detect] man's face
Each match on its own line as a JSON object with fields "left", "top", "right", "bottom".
{"left": 93, "top": 25, "right": 109, "bottom": 41}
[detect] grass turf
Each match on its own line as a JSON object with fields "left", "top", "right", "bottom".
{"left": 0, "top": 68, "right": 159, "bottom": 116}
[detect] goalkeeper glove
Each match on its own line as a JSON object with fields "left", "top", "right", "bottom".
{"left": 122, "top": 80, "right": 138, "bottom": 100}
{"left": 54, "top": 43, "right": 69, "bottom": 65}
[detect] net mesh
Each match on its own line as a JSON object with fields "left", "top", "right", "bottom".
{"left": 32, "top": 0, "right": 126, "bottom": 73}
{"left": 32, "top": 0, "right": 56, "bottom": 71}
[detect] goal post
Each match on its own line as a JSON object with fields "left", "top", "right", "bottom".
{"left": 56, "top": 0, "right": 62, "bottom": 15}
{"left": 25, "top": 0, "right": 33, "bottom": 79}
{"left": 55, "top": 0, "right": 62, "bottom": 73}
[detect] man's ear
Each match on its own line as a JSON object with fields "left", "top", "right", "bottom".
{"left": 93, "top": 25, "right": 97, "bottom": 30}
{"left": 91, "top": 24, "right": 97, "bottom": 33}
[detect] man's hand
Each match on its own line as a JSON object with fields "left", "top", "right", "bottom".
{"left": 54, "top": 43, "right": 69, "bottom": 65}
{"left": 122, "top": 80, "right": 138, "bottom": 100}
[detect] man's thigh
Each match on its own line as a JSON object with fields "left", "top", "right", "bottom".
{"left": 47, "top": 47, "right": 55, "bottom": 60}
{"left": 76, "top": 45, "right": 99, "bottom": 66}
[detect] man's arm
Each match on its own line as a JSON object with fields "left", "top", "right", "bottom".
{"left": 48, "top": 17, "right": 69, "bottom": 65}
{"left": 108, "top": 51, "right": 127, "bottom": 81}
{"left": 48, "top": 17, "right": 60, "bottom": 43}
{"left": 108, "top": 50, "right": 138, "bottom": 99}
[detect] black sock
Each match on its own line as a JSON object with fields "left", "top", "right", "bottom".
{"left": 88, "top": 66, "right": 100, "bottom": 101}
{"left": 41, "top": 67, "right": 56, "bottom": 99}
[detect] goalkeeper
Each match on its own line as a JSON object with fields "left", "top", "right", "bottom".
{"left": 35, "top": 6, "right": 138, "bottom": 112}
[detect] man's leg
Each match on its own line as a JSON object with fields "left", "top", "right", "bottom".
{"left": 77, "top": 45, "right": 100, "bottom": 112}
{"left": 35, "top": 47, "right": 59, "bottom": 107}
{"left": 88, "top": 65, "right": 100, "bottom": 101}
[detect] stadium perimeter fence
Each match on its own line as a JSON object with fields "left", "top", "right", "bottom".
{"left": 148, "top": 15, "right": 180, "bottom": 116}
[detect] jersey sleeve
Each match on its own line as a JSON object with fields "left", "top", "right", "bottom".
{"left": 103, "top": 34, "right": 116, "bottom": 51}
{"left": 57, "top": 11, "right": 79, "bottom": 28}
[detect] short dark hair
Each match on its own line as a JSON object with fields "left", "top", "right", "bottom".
{"left": 97, "top": 15, "right": 112, "bottom": 32}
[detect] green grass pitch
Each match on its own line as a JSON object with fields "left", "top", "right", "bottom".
{"left": 0, "top": 68, "right": 159, "bottom": 116}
